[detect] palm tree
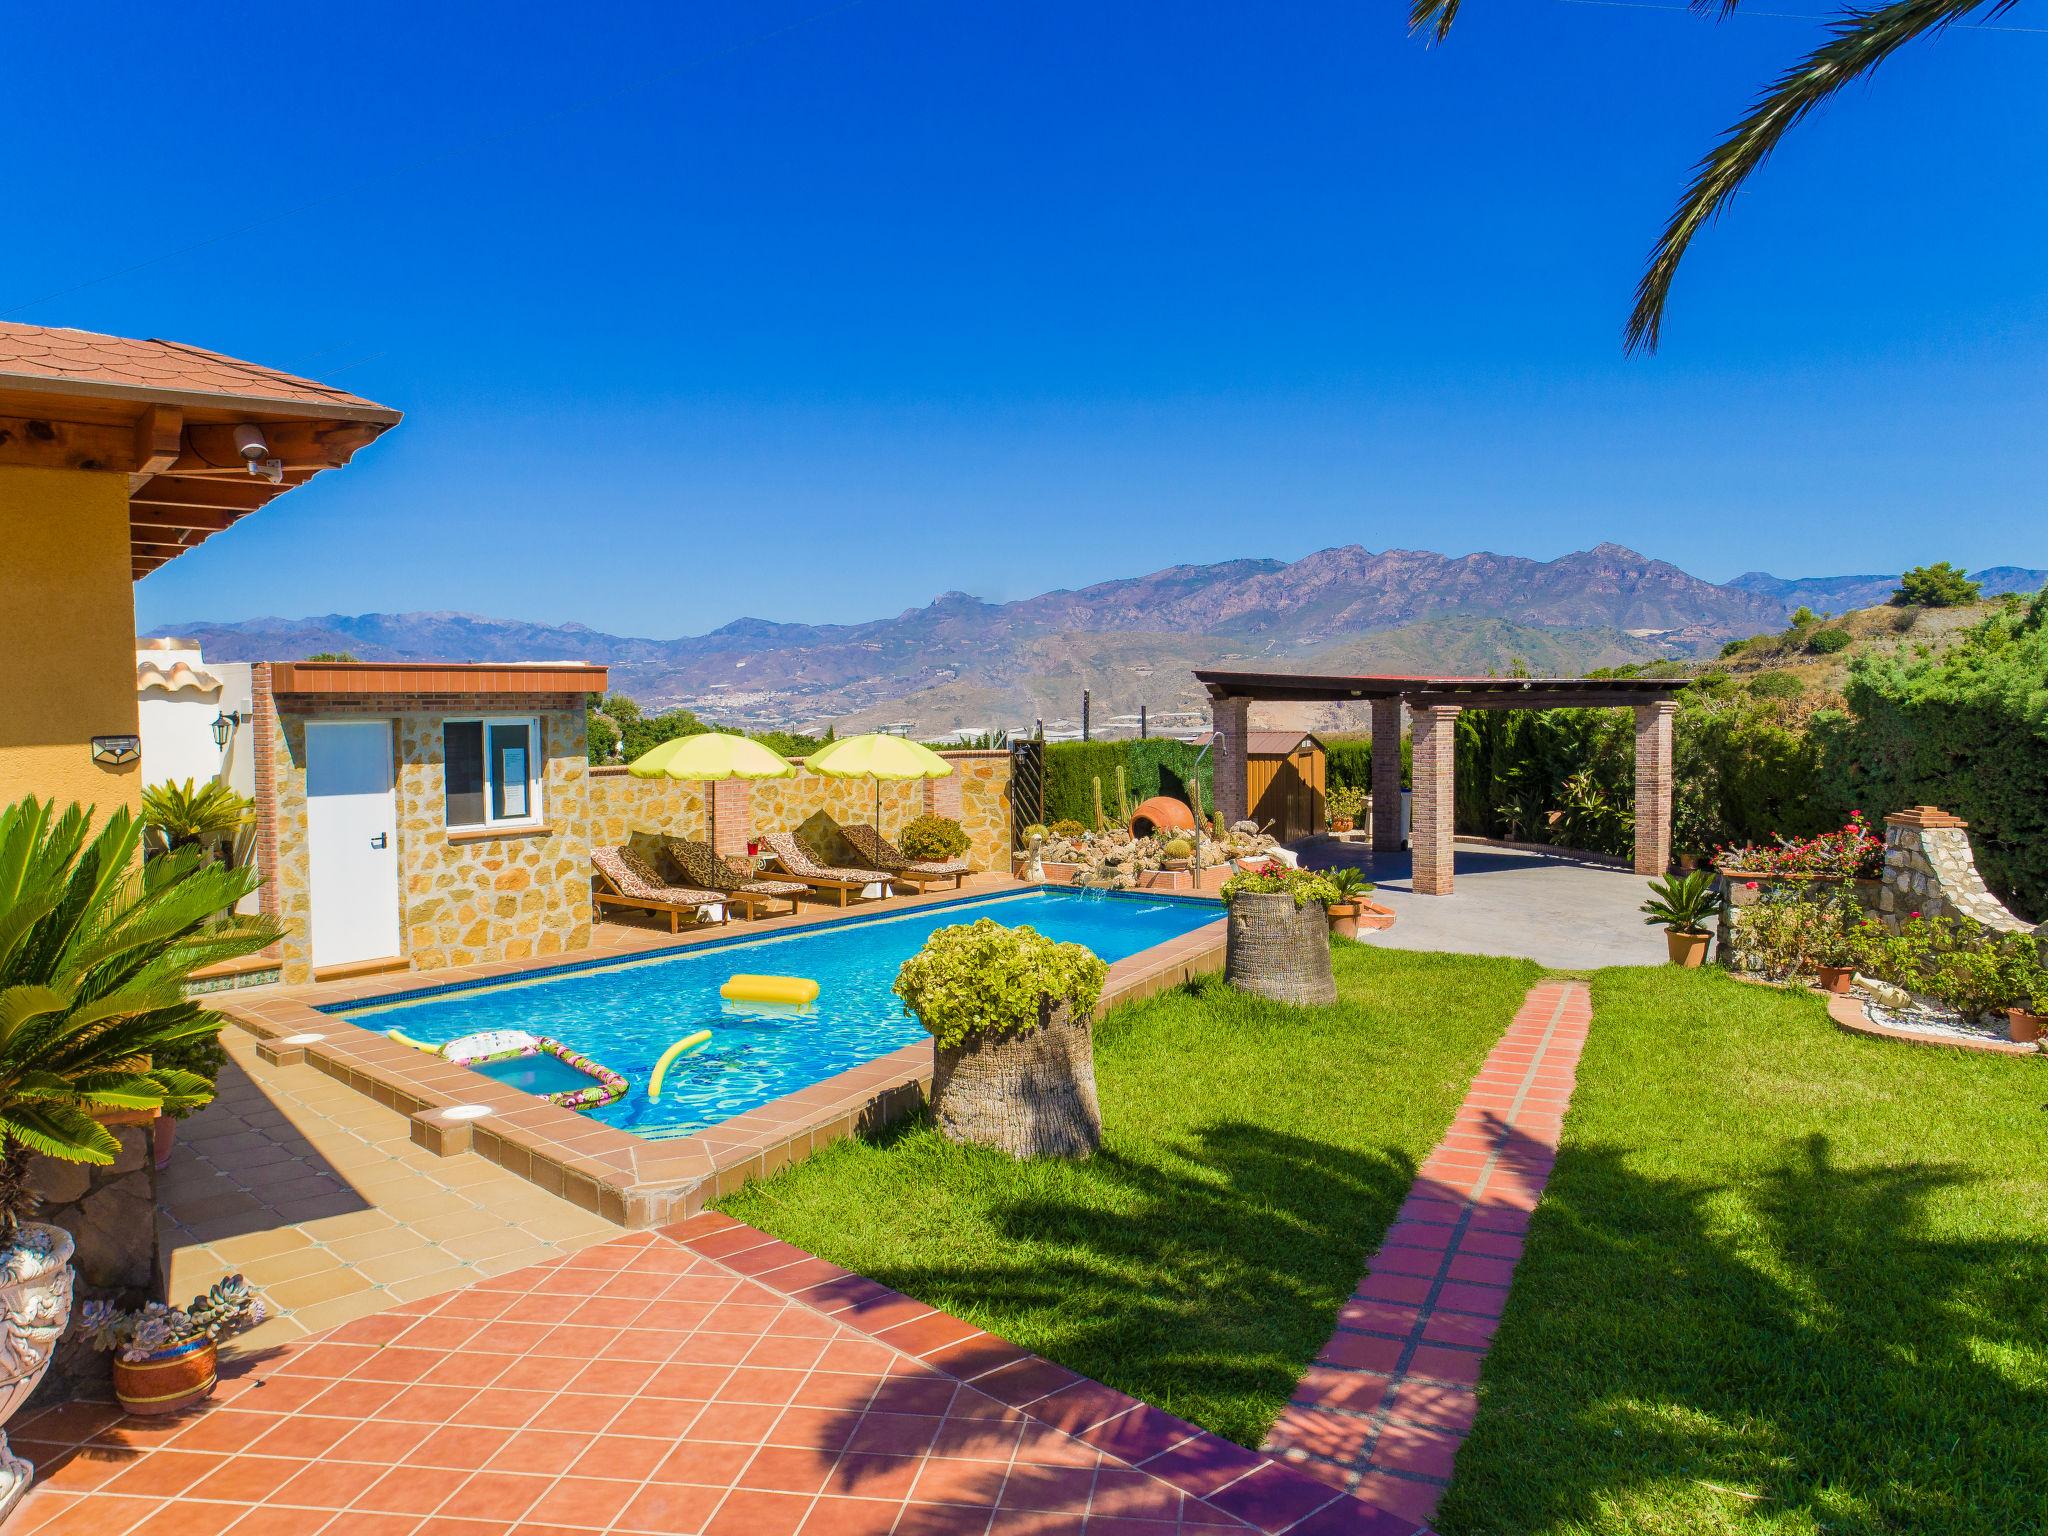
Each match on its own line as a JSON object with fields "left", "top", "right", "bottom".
{"left": 1411, "top": 0, "right": 2021, "bottom": 351}
{"left": 139, "top": 778, "right": 253, "bottom": 860}
{"left": 0, "top": 799, "right": 278, "bottom": 1237}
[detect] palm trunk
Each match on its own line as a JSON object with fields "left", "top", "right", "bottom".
{"left": 0, "top": 1141, "right": 36, "bottom": 1243}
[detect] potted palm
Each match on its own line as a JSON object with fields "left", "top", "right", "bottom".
{"left": 1222, "top": 863, "right": 1342, "bottom": 1005}
{"left": 0, "top": 798, "right": 275, "bottom": 1510}
{"left": 1998, "top": 946, "right": 2048, "bottom": 1044}
{"left": 896, "top": 919, "right": 1109, "bottom": 1159}
{"left": 139, "top": 777, "right": 254, "bottom": 864}
{"left": 1641, "top": 870, "right": 1724, "bottom": 968}
{"left": 1323, "top": 867, "right": 1375, "bottom": 940}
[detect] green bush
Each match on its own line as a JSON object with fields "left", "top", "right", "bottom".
{"left": 1747, "top": 670, "right": 1804, "bottom": 699}
{"left": 1891, "top": 561, "right": 1982, "bottom": 608}
{"left": 1042, "top": 740, "right": 1212, "bottom": 829}
{"left": 1326, "top": 784, "right": 1365, "bottom": 822}
{"left": 1808, "top": 627, "right": 1852, "bottom": 654}
{"left": 894, "top": 919, "right": 1108, "bottom": 1048}
{"left": 898, "top": 814, "right": 969, "bottom": 861}
{"left": 1325, "top": 735, "right": 1410, "bottom": 792}
{"left": 1843, "top": 915, "right": 2047, "bottom": 1017}
{"left": 151, "top": 1029, "right": 230, "bottom": 1122}
{"left": 1219, "top": 863, "right": 1342, "bottom": 907}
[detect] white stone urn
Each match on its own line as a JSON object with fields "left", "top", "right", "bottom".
{"left": 0, "top": 1223, "right": 76, "bottom": 1521}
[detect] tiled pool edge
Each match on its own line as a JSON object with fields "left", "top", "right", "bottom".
{"left": 214, "top": 898, "right": 1226, "bottom": 1232}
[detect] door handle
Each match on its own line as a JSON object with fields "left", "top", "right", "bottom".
{"left": 369, "top": 833, "right": 388, "bottom": 850}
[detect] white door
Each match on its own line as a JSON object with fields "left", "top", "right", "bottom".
{"left": 306, "top": 720, "right": 401, "bottom": 969}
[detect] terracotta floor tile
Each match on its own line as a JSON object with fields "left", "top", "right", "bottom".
{"left": 435, "top": 1470, "right": 553, "bottom": 1522}
{"left": 703, "top": 1488, "right": 812, "bottom": 1536}
{"left": 353, "top": 1464, "right": 471, "bottom": 1514}
{"left": 650, "top": 1440, "right": 756, "bottom": 1487}
{"left": 610, "top": 1480, "right": 726, "bottom": 1535}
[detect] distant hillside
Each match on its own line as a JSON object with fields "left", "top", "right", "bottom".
{"left": 159, "top": 543, "right": 2037, "bottom": 737}
{"left": 1727, "top": 565, "right": 2046, "bottom": 614}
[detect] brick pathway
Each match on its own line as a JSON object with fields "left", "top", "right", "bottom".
{"left": 13, "top": 1219, "right": 1415, "bottom": 1536}
{"left": 1262, "top": 980, "right": 1590, "bottom": 1527}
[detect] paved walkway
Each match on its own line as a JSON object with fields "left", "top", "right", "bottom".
{"left": 1293, "top": 841, "right": 1661, "bottom": 970}
{"left": 1262, "top": 980, "right": 1591, "bottom": 1526}
{"left": 161, "top": 1028, "right": 615, "bottom": 1355}
{"left": 15, "top": 1219, "right": 1415, "bottom": 1536}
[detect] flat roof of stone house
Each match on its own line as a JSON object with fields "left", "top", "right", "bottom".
{"left": 266, "top": 660, "right": 608, "bottom": 697}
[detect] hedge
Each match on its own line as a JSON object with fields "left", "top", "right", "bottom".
{"left": 1325, "top": 734, "right": 1409, "bottom": 792}
{"left": 1042, "top": 739, "right": 1215, "bottom": 828}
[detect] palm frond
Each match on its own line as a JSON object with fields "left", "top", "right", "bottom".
{"left": 0, "top": 1105, "right": 119, "bottom": 1164}
{"left": 1628, "top": 0, "right": 2012, "bottom": 352}
{"left": 1409, "top": 0, "right": 1462, "bottom": 43}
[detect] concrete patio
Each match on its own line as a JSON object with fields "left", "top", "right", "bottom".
{"left": 1293, "top": 839, "right": 1665, "bottom": 971}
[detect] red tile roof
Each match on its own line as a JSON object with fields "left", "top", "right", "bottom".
{"left": 0, "top": 321, "right": 398, "bottom": 422}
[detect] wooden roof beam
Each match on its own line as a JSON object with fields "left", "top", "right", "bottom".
{"left": 130, "top": 505, "right": 244, "bottom": 533}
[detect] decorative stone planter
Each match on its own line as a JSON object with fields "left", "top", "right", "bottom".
{"left": 0, "top": 1223, "right": 76, "bottom": 1522}
{"left": 1225, "top": 892, "right": 1337, "bottom": 1006}
{"left": 113, "top": 1337, "right": 219, "bottom": 1417}
{"left": 931, "top": 999, "right": 1102, "bottom": 1159}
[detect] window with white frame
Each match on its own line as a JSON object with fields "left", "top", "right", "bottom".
{"left": 444, "top": 717, "right": 543, "bottom": 829}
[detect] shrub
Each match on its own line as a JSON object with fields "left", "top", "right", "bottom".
{"left": 898, "top": 814, "right": 969, "bottom": 861}
{"left": 1326, "top": 784, "right": 1366, "bottom": 822}
{"left": 1049, "top": 818, "right": 1087, "bottom": 841}
{"left": 1808, "top": 627, "right": 1852, "bottom": 654}
{"left": 1219, "top": 861, "right": 1342, "bottom": 907}
{"left": 1716, "top": 814, "right": 1882, "bottom": 879}
{"left": 1840, "top": 916, "right": 2048, "bottom": 1018}
{"left": 1747, "top": 670, "right": 1804, "bottom": 699}
{"left": 1729, "top": 886, "right": 1860, "bottom": 979}
{"left": 1892, "top": 561, "right": 1982, "bottom": 608}
{"left": 1640, "top": 870, "right": 1723, "bottom": 935}
{"left": 895, "top": 920, "right": 1108, "bottom": 1048}
{"left": 151, "top": 1029, "right": 230, "bottom": 1122}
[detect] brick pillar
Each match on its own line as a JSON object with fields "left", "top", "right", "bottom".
{"left": 1369, "top": 698, "right": 1403, "bottom": 853}
{"left": 1410, "top": 705, "right": 1460, "bottom": 895}
{"left": 1211, "top": 695, "right": 1250, "bottom": 830}
{"left": 924, "top": 768, "right": 964, "bottom": 821}
{"left": 249, "top": 663, "right": 281, "bottom": 929}
{"left": 1632, "top": 700, "right": 1676, "bottom": 876}
{"left": 707, "top": 778, "right": 753, "bottom": 858}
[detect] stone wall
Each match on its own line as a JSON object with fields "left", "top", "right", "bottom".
{"left": 263, "top": 692, "right": 594, "bottom": 983}
{"left": 1882, "top": 806, "right": 2042, "bottom": 937}
{"left": 584, "top": 751, "right": 1012, "bottom": 872}
{"left": 29, "top": 1124, "right": 155, "bottom": 1407}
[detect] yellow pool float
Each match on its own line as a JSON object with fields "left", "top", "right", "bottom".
{"left": 647, "top": 1029, "right": 714, "bottom": 1103}
{"left": 718, "top": 974, "right": 819, "bottom": 1008}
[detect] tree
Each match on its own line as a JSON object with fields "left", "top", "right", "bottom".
{"left": 585, "top": 693, "right": 709, "bottom": 764}
{"left": 1412, "top": 0, "right": 2027, "bottom": 351}
{"left": 1891, "top": 561, "right": 1982, "bottom": 608}
{"left": 0, "top": 800, "right": 277, "bottom": 1234}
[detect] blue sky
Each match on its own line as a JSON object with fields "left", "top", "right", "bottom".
{"left": 14, "top": 1, "right": 2042, "bottom": 637}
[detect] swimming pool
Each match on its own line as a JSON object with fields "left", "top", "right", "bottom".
{"left": 326, "top": 889, "right": 1219, "bottom": 1141}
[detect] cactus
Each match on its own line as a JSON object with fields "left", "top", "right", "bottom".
{"left": 1187, "top": 772, "right": 1206, "bottom": 831}
{"left": 1114, "top": 764, "right": 1130, "bottom": 825}
{"left": 1092, "top": 775, "right": 1106, "bottom": 833}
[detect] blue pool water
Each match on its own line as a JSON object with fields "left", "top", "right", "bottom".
{"left": 328, "top": 890, "right": 1218, "bottom": 1141}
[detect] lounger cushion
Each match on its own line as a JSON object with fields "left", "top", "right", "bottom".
{"left": 839, "top": 823, "right": 971, "bottom": 877}
{"left": 793, "top": 810, "right": 867, "bottom": 874}
{"left": 593, "top": 846, "right": 722, "bottom": 907}
{"left": 761, "top": 832, "right": 888, "bottom": 885}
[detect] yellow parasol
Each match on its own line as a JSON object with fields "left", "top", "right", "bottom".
{"left": 628, "top": 732, "right": 795, "bottom": 852}
{"left": 803, "top": 733, "right": 953, "bottom": 838}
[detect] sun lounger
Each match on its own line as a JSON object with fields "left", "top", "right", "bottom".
{"left": 759, "top": 832, "right": 892, "bottom": 906}
{"left": 837, "top": 821, "right": 970, "bottom": 891}
{"left": 591, "top": 846, "right": 728, "bottom": 933}
{"left": 658, "top": 835, "right": 806, "bottom": 920}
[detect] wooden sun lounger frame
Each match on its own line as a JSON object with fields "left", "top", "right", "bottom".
{"left": 759, "top": 834, "right": 892, "bottom": 906}
{"left": 834, "top": 821, "right": 971, "bottom": 893}
{"left": 591, "top": 868, "right": 731, "bottom": 933}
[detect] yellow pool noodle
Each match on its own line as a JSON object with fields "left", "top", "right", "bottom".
{"left": 718, "top": 974, "right": 820, "bottom": 1007}
{"left": 386, "top": 1027, "right": 438, "bottom": 1053}
{"left": 647, "top": 1029, "right": 714, "bottom": 1103}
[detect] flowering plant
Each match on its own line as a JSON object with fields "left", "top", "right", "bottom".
{"left": 77, "top": 1276, "right": 264, "bottom": 1362}
{"left": 1715, "top": 813, "right": 1882, "bottom": 880}
{"left": 1220, "top": 861, "right": 1344, "bottom": 908}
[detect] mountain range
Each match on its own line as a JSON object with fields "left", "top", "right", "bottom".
{"left": 157, "top": 546, "right": 2045, "bottom": 738}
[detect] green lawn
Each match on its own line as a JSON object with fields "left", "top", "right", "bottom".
{"left": 1438, "top": 967, "right": 2048, "bottom": 1536}
{"left": 721, "top": 944, "right": 1541, "bottom": 1447}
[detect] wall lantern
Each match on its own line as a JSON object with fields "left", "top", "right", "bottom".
{"left": 211, "top": 710, "right": 246, "bottom": 749}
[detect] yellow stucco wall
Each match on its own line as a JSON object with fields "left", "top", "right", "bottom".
{"left": 0, "top": 467, "right": 141, "bottom": 819}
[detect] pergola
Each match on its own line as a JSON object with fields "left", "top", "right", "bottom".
{"left": 1195, "top": 669, "right": 1690, "bottom": 895}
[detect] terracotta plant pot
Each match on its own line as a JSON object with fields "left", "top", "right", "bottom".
{"left": 1665, "top": 929, "right": 1710, "bottom": 968}
{"left": 1815, "top": 965, "right": 1856, "bottom": 995}
{"left": 2009, "top": 1009, "right": 2045, "bottom": 1045}
{"left": 113, "top": 1338, "right": 218, "bottom": 1417}
{"left": 1326, "top": 901, "right": 1360, "bottom": 940}
{"left": 1331, "top": 817, "right": 1355, "bottom": 834}
{"left": 153, "top": 1115, "right": 177, "bottom": 1170}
